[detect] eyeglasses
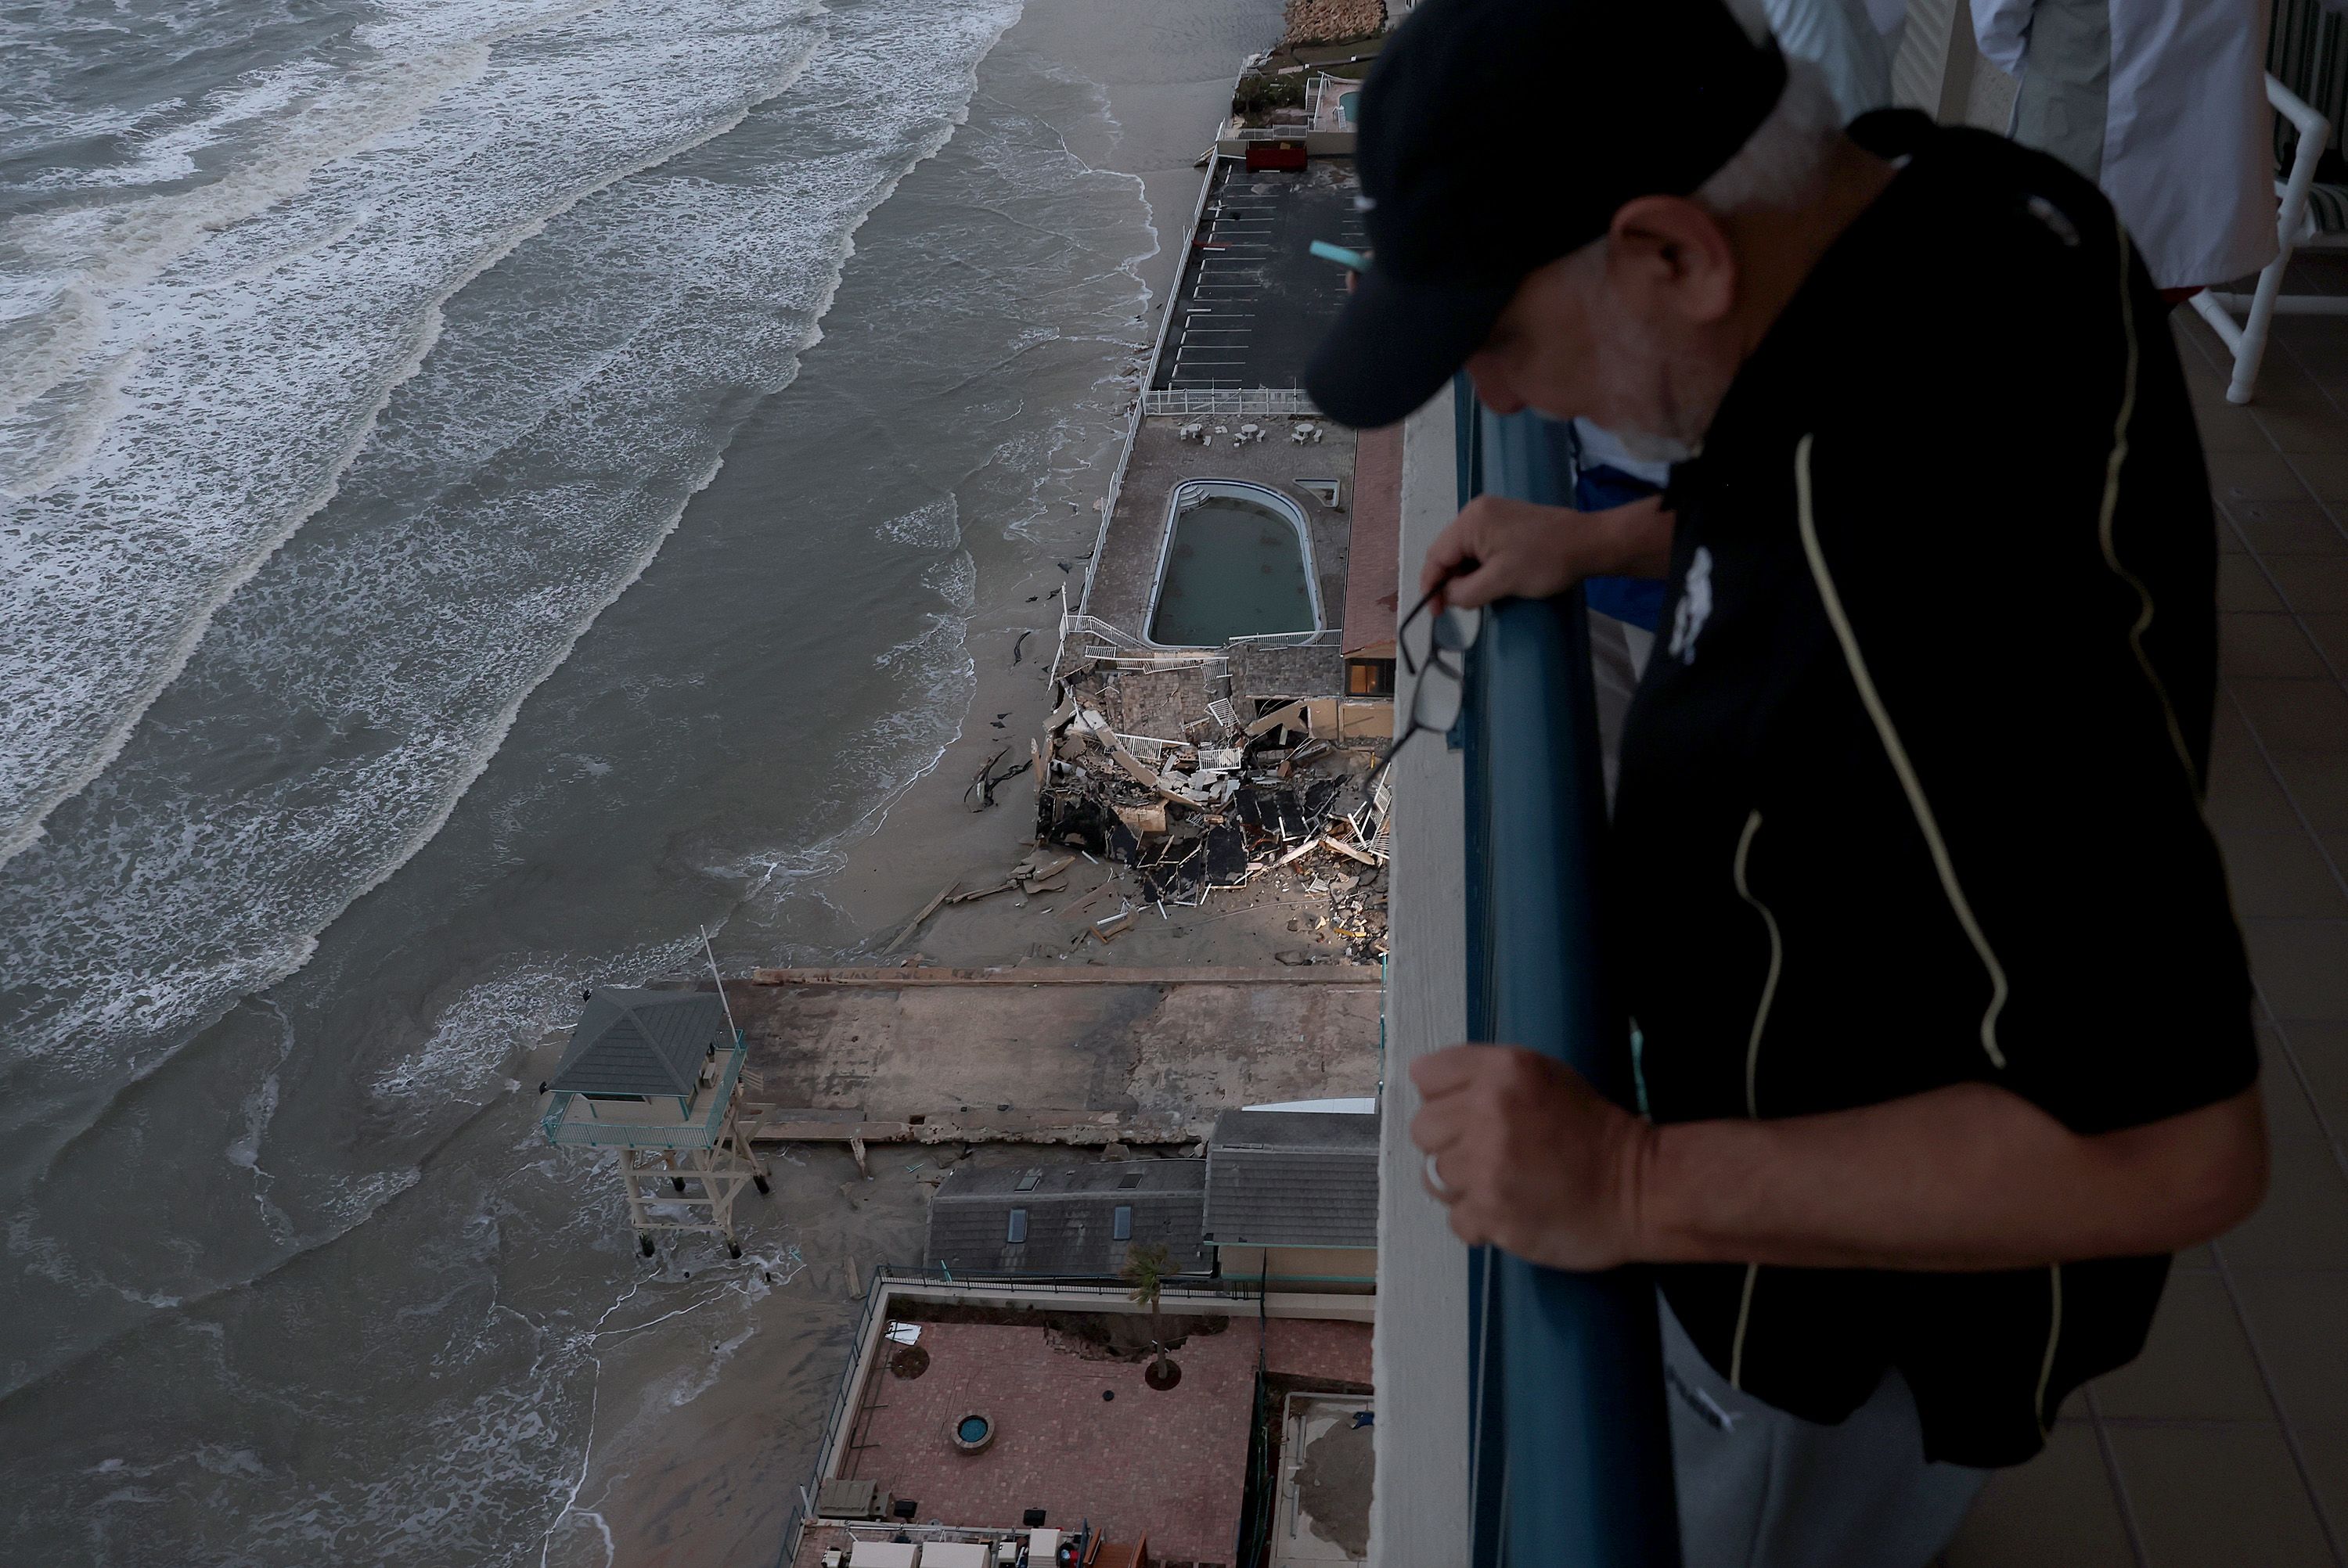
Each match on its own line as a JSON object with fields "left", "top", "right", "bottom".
{"left": 1367, "top": 585, "right": 1482, "bottom": 789}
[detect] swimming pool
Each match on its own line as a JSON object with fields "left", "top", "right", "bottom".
{"left": 1147, "top": 480, "right": 1320, "bottom": 647}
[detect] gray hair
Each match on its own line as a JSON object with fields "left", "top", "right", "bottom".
{"left": 1694, "top": 62, "right": 1843, "bottom": 214}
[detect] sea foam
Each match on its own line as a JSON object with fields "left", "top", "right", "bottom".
{"left": 0, "top": 0, "right": 1025, "bottom": 1074}
{"left": 0, "top": 0, "right": 836, "bottom": 866}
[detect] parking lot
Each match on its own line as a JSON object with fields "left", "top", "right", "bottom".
{"left": 1154, "top": 157, "right": 1365, "bottom": 393}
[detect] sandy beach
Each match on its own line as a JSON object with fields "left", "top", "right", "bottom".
{"left": 534, "top": 2, "right": 1316, "bottom": 1561}
{"left": 0, "top": 0, "right": 1339, "bottom": 1557}
{"left": 815, "top": 5, "right": 1367, "bottom": 982}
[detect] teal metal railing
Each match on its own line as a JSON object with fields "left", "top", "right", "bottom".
{"left": 1457, "top": 381, "right": 1683, "bottom": 1566}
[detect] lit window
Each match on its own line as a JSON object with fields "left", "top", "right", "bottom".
{"left": 1348, "top": 658, "right": 1396, "bottom": 698}
{"left": 1112, "top": 1206, "right": 1133, "bottom": 1241}
{"left": 1007, "top": 1209, "right": 1028, "bottom": 1244}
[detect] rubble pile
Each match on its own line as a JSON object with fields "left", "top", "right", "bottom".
{"left": 1281, "top": 0, "right": 1385, "bottom": 49}
{"left": 1260, "top": 855, "right": 1389, "bottom": 967}
{"left": 1032, "top": 681, "right": 1392, "bottom": 962}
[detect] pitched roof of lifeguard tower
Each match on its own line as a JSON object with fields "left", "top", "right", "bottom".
{"left": 549, "top": 988, "right": 729, "bottom": 1099}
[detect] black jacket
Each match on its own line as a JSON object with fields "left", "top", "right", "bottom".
{"left": 1616, "top": 111, "right": 2256, "bottom": 1467}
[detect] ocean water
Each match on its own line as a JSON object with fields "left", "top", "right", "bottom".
{"left": 0, "top": 0, "right": 1270, "bottom": 1559}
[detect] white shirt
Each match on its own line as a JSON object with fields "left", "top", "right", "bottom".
{"left": 1972, "top": 0, "right": 2277, "bottom": 288}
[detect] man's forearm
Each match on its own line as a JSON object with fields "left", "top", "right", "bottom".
{"left": 1417, "top": 494, "right": 1676, "bottom": 609}
{"left": 1631, "top": 1081, "right": 2268, "bottom": 1271}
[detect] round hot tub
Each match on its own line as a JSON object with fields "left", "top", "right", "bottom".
{"left": 950, "top": 1412, "right": 996, "bottom": 1454}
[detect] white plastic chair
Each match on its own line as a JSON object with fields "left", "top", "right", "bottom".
{"left": 2191, "top": 74, "right": 2343, "bottom": 403}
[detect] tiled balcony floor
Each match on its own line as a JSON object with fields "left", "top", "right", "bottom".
{"left": 1945, "top": 279, "right": 2348, "bottom": 1566}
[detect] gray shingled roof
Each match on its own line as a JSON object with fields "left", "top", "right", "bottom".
{"left": 925, "top": 1161, "right": 1213, "bottom": 1279}
{"left": 1202, "top": 1109, "right": 1379, "bottom": 1248}
{"left": 549, "top": 988, "right": 729, "bottom": 1099}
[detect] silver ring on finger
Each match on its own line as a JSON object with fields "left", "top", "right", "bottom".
{"left": 1424, "top": 1151, "right": 1454, "bottom": 1200}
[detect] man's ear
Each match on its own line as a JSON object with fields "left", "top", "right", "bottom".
{"left": 1604, "top": 196, "right": 1737, "bottom": 325}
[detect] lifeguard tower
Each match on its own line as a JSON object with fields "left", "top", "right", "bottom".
{"left": 541, "top": 985, "right": 770, "bottom": 1258}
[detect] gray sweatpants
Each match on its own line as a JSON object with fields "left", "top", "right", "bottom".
{"left": 1663, "top": 1304, "right": 1991, "bottom": 1568}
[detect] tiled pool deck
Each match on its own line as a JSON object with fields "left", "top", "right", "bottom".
{"left": 1078, "top": 415, "right": 1356, "bottom": 660}
{"left": 1945, "top": 283, "right": 2348, "bottom": 1567}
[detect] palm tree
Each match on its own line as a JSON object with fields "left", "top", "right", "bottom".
{"left": 1123, "top": 1242, "right": 1181, "bottom": 1389}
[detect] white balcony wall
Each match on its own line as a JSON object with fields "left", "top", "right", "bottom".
{"left": 1369, "top": 390, "right": 1474, "bottom": 1567}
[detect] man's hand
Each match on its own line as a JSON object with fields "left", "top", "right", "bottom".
{"left": 1419, "top": 493, "right": 1673, "bottom": 610}
{"left": 1411, "top": 1042, "right": 2267, "bottom": 1275}
{"left": 1410, "top": 1045, "right": 1655, "bottom": 1271}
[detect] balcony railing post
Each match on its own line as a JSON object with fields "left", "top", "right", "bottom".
{"left": 1458, "top": 383, "right": 1682, "bottom": 1567}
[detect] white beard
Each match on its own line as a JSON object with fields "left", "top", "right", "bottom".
{"left": 1529, "top": 408, "right": 1699, "bottom": 469}
{"left": 1524, "top": 405, "right": 1701, "bottom": 467}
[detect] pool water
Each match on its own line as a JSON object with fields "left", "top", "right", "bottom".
{"left": 1148, "top": 495, "right": 1316, "bottom": 646}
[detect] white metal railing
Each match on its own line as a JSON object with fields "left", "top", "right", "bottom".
{"left": 1143, "top": 387, "right": 1320, "bottom": 417}
{"left": 1227, "top": 628, "right": 1342, "bottom": 649}
{"left": 1059, "top": 612, "right": 1335, "bottom": 661}
{"left": 1084, "top": 652, "right": 1229, "bottom": 671}
{"left": 1060, "top": 612, "right": 1147, "bottom": 649}
{"left": 1063, "top": 612, "right": 1225, "bottom": 667}
{"left": 1306, "top": 73, "right": 1359, "bottom": 132}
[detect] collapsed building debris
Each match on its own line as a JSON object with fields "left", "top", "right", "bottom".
{"left": 963, "top": 745, "right": 1032, "bottom": 812}
{"left": 1280, "top": 0, "right": 1386, "bottom": 49}
{"left": 1032, "top": 666, "right": 1392, "bottom": 963}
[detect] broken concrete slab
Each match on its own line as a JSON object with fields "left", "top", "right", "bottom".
{"left": 726, "top": 967, "right": 1380, "bottom": 1133}
{"left": 1115, "top": 802, "right": 1168, "bottom": 837}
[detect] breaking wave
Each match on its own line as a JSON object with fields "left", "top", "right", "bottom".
{"left": 0, "top": 0, "right": 1027, "bottom": 1069}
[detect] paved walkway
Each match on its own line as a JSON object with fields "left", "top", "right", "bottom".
{"left": 736, "top": 968, "right": 1381, "bottom": 1127}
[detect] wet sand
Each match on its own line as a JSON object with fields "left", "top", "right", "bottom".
{"left": 818, "top": 5, "right": 1358, "bottom": 980}
{"left": 544, "top": 2, "right": 1305, "bottom": 1561}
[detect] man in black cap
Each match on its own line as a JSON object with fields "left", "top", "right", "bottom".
{"left": 1320, "top": 0, "right": 2271, "bottom": 1560}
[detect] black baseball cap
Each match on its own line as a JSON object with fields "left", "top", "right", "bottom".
{"left": 1303, "top": 0, "right": 1788, "bottom": 429}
